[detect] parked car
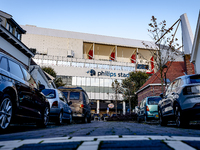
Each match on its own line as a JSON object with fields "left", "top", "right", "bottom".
{"left": 42, "top": 89, "right": 72, "bottom": 124}
{"left": 0, "top": 52, "right": 50, "bottom": 130}
{"left": 93, "top": 114, "right": 100, "bottom": 121}
{"left": 101, "top": 114, "right": 110, "bottom": 121}
{"left": 58, "top": 86, "right": 91, "bottom": 123}
{"left": 158, "top": 74, "right": 200, "bottom": 127}
{"left": 137, "top": 96, "right": 162, "bottom": 123}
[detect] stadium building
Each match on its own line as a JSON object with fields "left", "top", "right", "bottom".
{"left": 21, "top": 25, "right": 159, "bottom": 115}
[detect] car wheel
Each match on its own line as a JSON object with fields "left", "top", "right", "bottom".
{"left": 0, "top": 95, "right": 12, "bottom": 130}
{"left": 67, "top": 114, "right": 72, "bottom": 124}
{"left": 87, "top": 115, "right": 91, "bottom": 123}
{"left": 159, "top": 110, "right": 167, "bottom": 126}
{"left": 37, "top": 106, "right": 49, "bottom": 128}
{"left": 83, "top": 115, "right": 88, "bottom": 123}
{"left": 56, "top": 111, "right": 63, "bottom": 125}
{"left": 175, "top": 105, "right": 188, "bottom": 128}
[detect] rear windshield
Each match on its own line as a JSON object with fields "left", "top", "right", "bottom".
{"left": 148, "top": 97, "right": 162, "bottom": 105}
{"left": 70, "top": 92, "right": 80, "bottom": 100}
{"left": 62, "top": 92, "right": 68, "bottom": 99}
{"left": 188, "top": 75, "right": 200, "bottom": 84}
{"left": 42, "top": 89, "right": 56, "bottom": 99}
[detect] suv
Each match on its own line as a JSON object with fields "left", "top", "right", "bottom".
{"left": 58, "top": 86, "right": 91, "bottom": 123}
{"left": 0, "top": 52, "right": 50, "bottom": 130}
{"left": 158, "top": 74, "right": 200, "bottom": 127}
{"left": 137, "top": 96, "right": 162, "bottom": 122}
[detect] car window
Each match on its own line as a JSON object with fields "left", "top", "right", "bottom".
{"left": 58, "top": 91, "right": 67, "bottom": 102}
{"left": 0, "top": 57, "right": 8, "bottom": 71}
{"left": 148, "top": 97, "right": 162, "bottom": 105}
{"left": 70, "top": 92, "right": 80, "bottom": 100}
{"left": 166, "top": 82, "right": 173, "bottom": 95}
{"left": 8, "top": 60, "right": 24, "bottom": 79}
{"left": 187, "top": 75, "right": 200, "bottom": 84}
{"left": 21, "top": 67, "right": 37, "bottom": 89}
{"left": 143, "top": 99, "right": 146, "bottom": 106}
{"left": 42, "top": 89, "right": 56, "bottom": 99}
{"left": 62, "top": 91, "right": 68, "bottom": 99}
{"left": 171, "top": 79, "right": 179, "bottom": 91}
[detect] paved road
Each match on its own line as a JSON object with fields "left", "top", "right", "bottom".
{"left": 0, "top": 120, "right": 200, "bottom": 149}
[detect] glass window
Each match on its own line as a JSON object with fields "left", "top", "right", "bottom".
{"left": 21, "top": 67, "right": 37, "bottom": 89}
{"left": 188, "top": 75, "right": 200, "bottom": 84}
{"left": 86, "top": 77, "right": 90, "bottom": 86}
{"left": 77, "top": 77, "right": 82, "bottom": 86}
{"left": 71, "top": 62, "right": 77, "bottom": 67}
{"left": 148, "top": 97, "right": 162, "bottom": 105}
{"left": 62, "top": 91, "right": 68, "bottom": 99}
{"left": 9, "top": 25, "right": 13, "bottom": 33}
{"left": 42, "top": 89, "right": 56, "bottom": 99}
{"left": 17, "top": 33, "right": 21, "bottom": 40}
{"left": 70, "top": 92, "right": 80, "bottom": 100}
{"left": 72, "top": 76, "right": 77, "bottom": 86}
{"left": 100, "top": 78, "right": 104, "bottom": 87}
{"left": 8, "top": 60, "right": 24, "bottom": 79}
{"left": 82, "top": 77, "right": 86, "bottom": 86}
{"left": 0, "top": 57, "right": 8, "bottom": 71}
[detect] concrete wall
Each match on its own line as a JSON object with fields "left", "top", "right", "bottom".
{"left": 22, "top": 34, "right": 83, "bottom": 58}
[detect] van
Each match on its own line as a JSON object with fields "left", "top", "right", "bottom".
{"left": 58, "top": 86, "right": 91, "bottom": 123}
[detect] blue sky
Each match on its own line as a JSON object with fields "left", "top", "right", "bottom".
{"left": 1, "top": 0, "right": 200, "bottom": 43}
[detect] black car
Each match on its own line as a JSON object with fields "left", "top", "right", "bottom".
{"left": 0, "top": 52, "right": 50, "bottom": 130}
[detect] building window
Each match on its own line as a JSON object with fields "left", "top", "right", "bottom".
{"left": 9, "top": 24, "right": 13, "bottom": 34}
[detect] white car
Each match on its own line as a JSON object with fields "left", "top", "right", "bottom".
{"left": 42, "top": 89, "right": 72, "bottom": 125}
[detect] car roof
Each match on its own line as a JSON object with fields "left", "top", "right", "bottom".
{"left": 58, "top": 86, "right": 84, "bottom": 91}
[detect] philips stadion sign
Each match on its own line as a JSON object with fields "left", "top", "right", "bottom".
{"left": 86, "top": 69, "right": 129, "bottom": 78}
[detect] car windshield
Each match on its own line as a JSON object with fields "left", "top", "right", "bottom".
{"left": 42, "top": 89, "right": 56, "bottom": 99}
{"left": 69, "top": 92, "right": 80, "bottom": 100}
{"left": 188, "top": 75, "right": 200, "bottom": 84}
{"left": 148, "top": 97, "right": 162, "bottom": 105}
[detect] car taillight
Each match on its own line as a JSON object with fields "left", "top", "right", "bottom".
{"left": 80, "top": 104, "right": 84, "bottom": 108}
{"left": 146, "top": 106, "right": 149, "bottom": 111}
{"left": 52, "top": 101, "right": 58, "bottom": 107}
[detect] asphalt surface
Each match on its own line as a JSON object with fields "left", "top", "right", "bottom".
{"left": 0, "top": 120, "right": 200, "bottom": 149}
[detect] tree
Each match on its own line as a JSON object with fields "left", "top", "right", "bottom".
{"left": 41, "top": 66, "right": 65, "bottom": 88}
{"left": 142, "top": 16, "right": 182, "bottom": 93}
{"left": 122, "top": 71, "right": 149, "bottom": 109}
{"left": 111, "top": 79, "right": 121, "bottom": 114}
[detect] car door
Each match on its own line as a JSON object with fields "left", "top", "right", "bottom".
{"left": 141, "top": 99, "right": 146, "bottom": 119}
{"left": 83, "top": 92, "right": 91, "bottom": 116}
{"left": 161, "top": 80, "right": 179, "bottom": 116}
{"left": 8, "top": 60, "right": 36, "bottom": 117}
{"left": 138, "top": 100, "right": 144, "bottom": 117}
{"left": 21, "top": 67, "right": 43, "bottom": 118}
{"left": 58, "top": 90, "right": 70, "bottom": 119}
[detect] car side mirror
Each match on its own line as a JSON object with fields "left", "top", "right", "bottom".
{"left": 160, "top": 93, "right": 164, "bottom": 98}
{"left": 68, "top": 101, "right": 72, "bottom": 105}
{"left": 39, "top": 84, "right": 45, "bottom": 92}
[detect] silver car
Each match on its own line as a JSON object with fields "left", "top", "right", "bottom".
{"left": 42, "top": 89, "right": 72, "bottom": 125}
{"left": 158, "top": 74, "right": 200, "bottom": 127}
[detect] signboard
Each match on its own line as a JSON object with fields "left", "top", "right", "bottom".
{"left": 108, "top": 103, "right": 114, "bottom": 109}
